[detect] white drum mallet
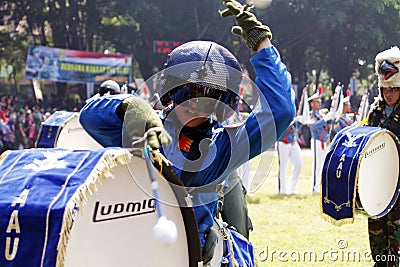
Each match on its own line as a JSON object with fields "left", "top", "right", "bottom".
{"left": 137, "top": 128, "right": 177, "bottom": 245}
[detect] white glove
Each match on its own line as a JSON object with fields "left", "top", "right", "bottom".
{"left": 334, "top": 109, "right": 342, "bottom": 121}
{"left": 323, "top": 111, "right": 335, "bottom": 122}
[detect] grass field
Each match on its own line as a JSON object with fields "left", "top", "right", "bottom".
{"left": 246, "top": 149, "right": 372, "bottom": 267}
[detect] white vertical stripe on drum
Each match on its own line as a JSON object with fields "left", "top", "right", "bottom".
{"left": 40, "top": 152, "right": 91, "bottom": 267}
{"left": 0, "top": 151, "right": 27, "bottom": 185}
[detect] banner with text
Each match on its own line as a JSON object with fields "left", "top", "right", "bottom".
{"left": 24, "top": 45, "right": 132, "bottom": 83}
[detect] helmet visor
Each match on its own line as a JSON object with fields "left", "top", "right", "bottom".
{"left": 171, "top": 83, "right": 226, "bottom": 104}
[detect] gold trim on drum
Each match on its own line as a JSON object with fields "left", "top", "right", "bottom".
{"left": 56, "top": 149, "right": 131, "bottom": 267}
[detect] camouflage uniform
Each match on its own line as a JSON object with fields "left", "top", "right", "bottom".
{"left": 368, "top": 100, "right": 400, "bottom": 267}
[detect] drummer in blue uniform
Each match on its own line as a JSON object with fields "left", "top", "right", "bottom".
{"left": 367, "top": 46, "right": 400, "bottom": 267}
{"left": 79, "top": 1, "right": 295, "bottom": 264}
{"left": 307, "top": 91, "right": 335, "bottom": 193}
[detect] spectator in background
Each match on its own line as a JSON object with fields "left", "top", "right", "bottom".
{"left": 14, "top": 108, "right": 28, "bottom": 149}
{"left": 307, "top": 93, "right": 335, "bottom": 193}
{"left": 0, "top": 93, "right": 82, "bottom": 152}
{"left": 25, "top": 110, "right": 36, "bottom": 148}
{"left": 32, "top": 105, "right": 44, "bottom": 140}
{"left": 0, "top": 117, "right": 14, "bottom": 153}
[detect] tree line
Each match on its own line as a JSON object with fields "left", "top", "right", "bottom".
{"left": 0, "top": 0, "right": 399, "bottom": 96}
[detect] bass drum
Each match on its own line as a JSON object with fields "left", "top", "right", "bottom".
{"left": 0, "top": 148, "right": 202, "bottom": 267}
{"left": 34, "top": 112, "right": 234, "bottom": 266}
{"left": 64, "top": 150, "right": 202, "bottom": 267}
{"left": 322, "top": 126, "right": 400, "bottom": 220}
{"left": 36, "top": 111, "right": 103, "bottom": 150}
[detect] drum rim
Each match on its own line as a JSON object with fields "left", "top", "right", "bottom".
{"left": 358, "top": 128, "right": 400, "bottom": 218}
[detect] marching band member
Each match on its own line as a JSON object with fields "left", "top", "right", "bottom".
{"left": 308, "top": 92, "right": 335, "bottom": 193}
{"left": 367, "top": 46, "right": 400, "bottom": 267}
{"left": 98, "top": 80, "right": 121, "bottom": 96}
{"left": 332, "top": 96, "right": 353, "bottom": 137}
{"left": 85, "top": 79, "right": 122, "bottom": 103}
{"left": 79, "top": 0, "right": 295, "bottom": 264}
{"left": 275, "top": 87, "right": 308, "bottom": 195}
{"left": 275, "top": 121, "right": 303, "bottom": 194}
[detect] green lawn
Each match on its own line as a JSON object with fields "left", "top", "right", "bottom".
{"left": 246, "top": 149, "right": 372, "bottom": 267}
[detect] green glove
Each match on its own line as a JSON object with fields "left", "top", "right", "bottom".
{"left": 220, "top": 0, "right": 272, "bottom": 51}
{"left": 122, "top": 97, "right": 172, "bottom": 150}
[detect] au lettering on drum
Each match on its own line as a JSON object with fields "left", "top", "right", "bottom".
{"left": 4, "top": 189, "right": 29, "bottom": 261}
{"left": 335, "top": 154, "right": 346, "bottom": 179}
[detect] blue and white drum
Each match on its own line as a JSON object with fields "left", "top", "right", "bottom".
{"left": 322, "top": 125, "right": 400, "bottom": 219}
{"left": 0, "top": 148, "right": 201, "bottom": 267}
{"left": 36, "top": 111, "right": 102, "bottom": 150}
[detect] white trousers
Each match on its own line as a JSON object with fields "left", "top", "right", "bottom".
{"left": 311, "top": 138, "right": 329, "bottom": 193}
{"left": 276, "top": 141, "right": 303, "bottom": 194}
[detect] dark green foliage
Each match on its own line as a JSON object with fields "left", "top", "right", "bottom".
{"left": 1, "top": 0, "right": 400, "bottom": 90}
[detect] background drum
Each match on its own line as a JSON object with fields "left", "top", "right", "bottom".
{"left": 36, "top": 111, "right": 103, "bottom": 150}
{"left": 322, "top": 126, "right": 400, "bottom": 223}
{"left": 0, "top": 148, "right": 202, "bottom": 266}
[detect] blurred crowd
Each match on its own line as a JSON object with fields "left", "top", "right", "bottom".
{"left": 0, "top": 84, "right": 366, "bottom": 155}
{"left": 0, "top": 94, "right": 80, "bottom": 154}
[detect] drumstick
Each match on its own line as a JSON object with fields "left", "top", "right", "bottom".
{"left": 137, "top": 129, "right": 177, "bottom": 245}
{"left": 143, "top": 147, "right": 178, "bottom": 244}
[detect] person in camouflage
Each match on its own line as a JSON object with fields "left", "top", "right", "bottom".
{"left": 367, "top": 46, "right": 400, "bottom": 267}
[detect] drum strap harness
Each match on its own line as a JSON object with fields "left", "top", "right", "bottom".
{"left": 165, "top": 118, "right": 226, "bottom": 193}
{"left": 215, "top": 219, "right": 255, "bottom": 267}
{"left": 369, "top": 101, "right": 400, "bottom": 137}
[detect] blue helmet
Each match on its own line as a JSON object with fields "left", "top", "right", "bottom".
{"left": 159, "top": 41, "right": 243, "bottom": 121}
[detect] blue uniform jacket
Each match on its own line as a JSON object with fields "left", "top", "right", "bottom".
{"left": 80, "top": 94, "right": 133, "bottom": 147}
{"left": 161, "top": 46, "right": 295, "bottom": 243}
{"left": 277, "top": 122, "right": 301, "bottom": 144}
{"left": 332, "top": 115, "right": 352, "bottom": 138}
{"left": 309, "top": 110, "right": 330, "bottom": 142}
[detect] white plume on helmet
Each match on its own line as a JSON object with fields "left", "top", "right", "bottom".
{"left": 375, "top": 46, "right": 400, "bottom": 88}
{"left": 307, "top": 92, "right": 320, "bottom": 102}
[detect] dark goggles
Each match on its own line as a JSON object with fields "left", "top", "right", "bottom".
{"left": 170, "top": 83, "right": 227, "bottom": 105}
